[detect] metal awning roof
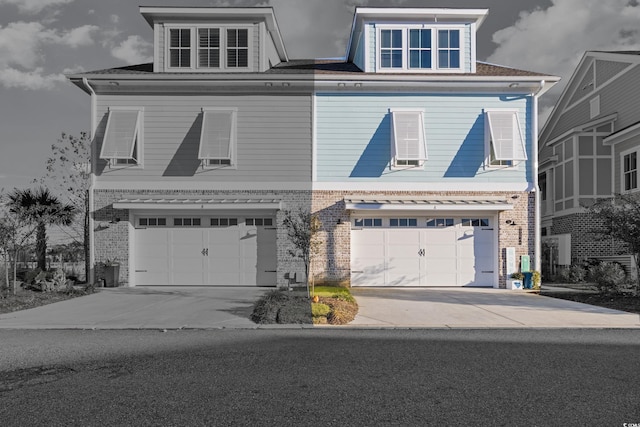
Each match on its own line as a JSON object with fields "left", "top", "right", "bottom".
{"left": 344, "top": 197, "right": 514, "bottom": 211}
{"left": 112, "top": 196, "right": 282, "bottom": 210}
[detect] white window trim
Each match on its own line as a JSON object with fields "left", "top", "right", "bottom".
{"left": 484, "top": 109, "right": 526, "bottom": 169}
{"left": 199, "top": 107, "right": 238, "bottom": 170}
{"left": 620, "top": 147, "right": 639, "bottom": 194}
{"left": 375, "top": 24, "right": 466, "bottom": 73}
{"left": 164, "top": 25, "right": 253, "bottom": 72}
{"left": 100, "top": 107, "right": 144, "bottom": 169}
{"left": 390, "top": 109, "right": 427, "bottom": 170}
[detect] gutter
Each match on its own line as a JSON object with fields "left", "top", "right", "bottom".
{"left": 81, "top": 77, "right": 97, "bottom": 285}
{"left": 532, "top": 81, "right": 544, "bottom": 275}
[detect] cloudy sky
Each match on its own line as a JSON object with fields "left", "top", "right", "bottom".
{"left": 1, "top": 0, "right": 640, "bottom": 191}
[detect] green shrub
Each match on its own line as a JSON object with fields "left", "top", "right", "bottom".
{"left": 250, "top": 289, "right": 289, "bottom": 324}
{"left": 510, "top": 272, "right": 524, "bottom": 280}
{"left": 532, "top": 271, "right": 541, "bottom": 289}
{"left": 588, "top": 262, "right": 626, "bottom": 294}
{"left": 556, "top": 264, "right": 587, "bottom": 283}
{"left": 311, "top": 303, "right": 331, "bottom": 317}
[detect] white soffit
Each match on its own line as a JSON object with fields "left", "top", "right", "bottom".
{"left": 344, "top": 197, "right": 514, "bottom": 211}
{"left": 113, "top": 196, "right": 282, "bottom": 210}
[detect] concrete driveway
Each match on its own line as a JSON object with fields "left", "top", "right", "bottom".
{"left": 1, "top": 286, "right": 638, "bottom": 329}
{"left": 349, "top": 287, "right": 640, "bottom": 328}
{"left": 0, "top": 287, "right": 269, "bottom": 330}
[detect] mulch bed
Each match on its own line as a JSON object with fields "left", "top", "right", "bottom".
{"left": 541, "top": 291, "right": 640, "bottom": 315}
{"left": 0, "top": 288, "right": 92, "bottom": 315}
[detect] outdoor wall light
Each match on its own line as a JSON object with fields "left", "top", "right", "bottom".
{"left": 505, "top": 219, "right": 516, "bottom": 225}
{"left": 110, "top": 217, "right": 121, "bottom": 224}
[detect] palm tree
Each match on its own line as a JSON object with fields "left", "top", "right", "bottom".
{"left": 7, "top": 187, "right": 76, "bottom": 271}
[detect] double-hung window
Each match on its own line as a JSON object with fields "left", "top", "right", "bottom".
{"left": 391, "top": 110, "right": 427, "bottom": 168}
{"left": 169, "top": 28, "right": 191, "bottom": 68}
{"left": 437, "top": 29, "right": 460, "bottom": 69}
{"left": 484, "top": 110, "right": 527, "bottom": 167}
{"left": 199, "top": 108, "right": 237, "bottom": 167}
{"left": 100, "top": 108, "right": 143, "bottom": 167}
{"left": 198, "top": 28, "right": 220, "bottom": 68}
{"left": 377, "top": 26, "right": 462, "bottom": 72}
{"left": 409, "top": 29, "right": 432, "bottom": 69}
{"left": 226, "top": 29, "right": 249, "bottom": 68}
{"left": 380, "top": 29, "right": 403, "bottom": 69}
{"left": 623, "top": 151, "right": 638, "bottom": 192}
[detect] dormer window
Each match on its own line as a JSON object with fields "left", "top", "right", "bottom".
{"left": 198, "top": 28, "right": 220, "bottom": 68}
{"left": 380, "top": 29, "right": 403, "bottom": 68}
{"left": 377, "top": 26, "right": 463, "bottom": 73}
{"left": 169, "top": 29, "right": 191, "bottom": 68}
{"left": 409, "top": 29, "right": 432, "bottom": 69}
{"left": 165, "top": 25, "right": 252, "bottom": 71}
{"left": 437, "top": 29, "right": 460, "bottom": 69}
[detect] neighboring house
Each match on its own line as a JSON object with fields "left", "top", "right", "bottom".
{"left": 539, "top": 51, "right": 640, "bottom": 278}
{"left": 68, "top": 6, "right": 558, "bottom": 288}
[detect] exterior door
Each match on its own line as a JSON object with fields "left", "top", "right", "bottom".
{"left": 350, "top": 216, "right": 496, "bottom": 287}
{"left": 134, "top": 215, "right": 276, "bottom": 286}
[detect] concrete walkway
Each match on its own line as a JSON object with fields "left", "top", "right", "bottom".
{"left": 349, "top": 287, "right": 640, "bottom": 328}
{"left": 1, "top": 286, "right": 638, "bottom": 329}
{"left": 0, "top": 287, "right": 269, "bottom": 330}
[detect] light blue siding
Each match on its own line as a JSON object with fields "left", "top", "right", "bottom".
{"left": 367, "top": 23, "right": 376, "bottom": 72}
{"left": 353, "top": 29, "right": 365, "bottom": 71}
{"left": 464, "top": 25, "right": 472, "bottom": 72}
{"left": 315, "top": 93, "right": 532, "bottom": 183}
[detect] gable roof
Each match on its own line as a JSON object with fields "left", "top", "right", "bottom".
{"left": 139, "top": 6, "right": 288, "bottom": 62}
{"left": 539, "top": 50, "right": 640, "bottom": 144}
{"left": 346, "top": 7, "right": 489, "bottom": 63}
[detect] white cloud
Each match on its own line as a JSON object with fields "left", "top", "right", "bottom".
{"left": 111, "top": 35, "right": 153, "bottom": 64}
{"left": 0, "top": 67, "right": 65, "bottom": 90}
{"left": 0, "top": 0, "right": 75, "bottom": 14}
{"left": 0, "top": 21, "right": 100, "bottom": 90}
{"left": 59, "top": 24, "right": 100, "bottom": 47}
{"left": 488, "top": 0, "right": 640, "bottom": 107}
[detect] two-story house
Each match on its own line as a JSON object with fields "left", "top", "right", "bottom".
{"left": 539, "top": 51, "right": 640, "bottom": 278}
{"left": 68, "top": 6, "right": 558, "bottom": 288}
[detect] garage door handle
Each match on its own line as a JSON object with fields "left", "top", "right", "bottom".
{"left": 201, "top": 248, "right": 209, "bottom": 256}
{"left": 352, "top": 271, "right": 364, "bottom": 273}
{"left": 135, "top": 270, "right": 147, "bottom": 273}
{"left": 482, "top": 270, "right": 494, "bottom": 273}
{"left": 265, "top": 270, "right": 277, "bottom": 273}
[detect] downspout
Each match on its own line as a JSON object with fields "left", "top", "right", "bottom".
{"left": 532, "top": 81, "right": 544, "bottom": 275}
{"left": 81, "top": 77, "right": 97, "bottom": 285}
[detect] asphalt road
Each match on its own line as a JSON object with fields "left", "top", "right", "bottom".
{"left": 1, "top": 329, "right": 639, "bottom": 426}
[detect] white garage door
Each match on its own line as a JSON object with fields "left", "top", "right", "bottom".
{"left": 351, "top": 216, "right": 496, "bottom": 287}
{"left": 134, "top": 216, "right": 276, "bottom": 286}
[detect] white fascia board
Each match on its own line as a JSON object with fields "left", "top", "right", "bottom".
{"left": 93, "top": 181, "right": 313, "bottom": 191}
{"left": 545, "top": 112, "right": 618, "bottom": 147}
{"left": 344, "top": 202, "right": 513, "bottom": 211}
{"left": 113, "top": 201, "right": 282, "bottom": 210}
{"left": 312, "top": 182, "right": 533, "bottom": 192}
{"left": 353, "top": 8, "right": 489, "bottom": 28}
{"left": 604, "top": 121, "right": 640, "bottom": 146}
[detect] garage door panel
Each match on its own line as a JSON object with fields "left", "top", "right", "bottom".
{"left": 135, "top": 215, "right": 276, "bottom": 286}
{"left": 351, "top": 217, "right": 497, "bottom": 287}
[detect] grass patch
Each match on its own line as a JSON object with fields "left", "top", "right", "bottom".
{"left": 250, "top": 286, "right": 359, "bottom": 325}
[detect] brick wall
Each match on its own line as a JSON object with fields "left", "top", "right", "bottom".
{"left": 94, "top": 189, "right": 534, "bottom": 289}
{"left": 93, "top": 189, "right": 313, "bottom": 287}
{"left": 310, "top": 190, "right": 534, "bottom": 289}
{"left": 551, "top": 212, "right": 629, "bottom": 262}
